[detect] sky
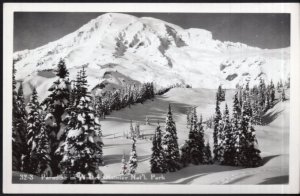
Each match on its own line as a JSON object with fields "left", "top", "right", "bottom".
{"left": 13, "top": 12, "right": 290, "bottom": 52}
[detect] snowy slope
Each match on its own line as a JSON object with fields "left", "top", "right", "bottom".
{"left": 98, "top": 88, "right": 289, "bottom": 184}
{"left": 13, "top": 13, "right": 290, "bottom": 101}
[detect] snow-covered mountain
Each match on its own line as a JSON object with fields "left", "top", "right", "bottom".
{"left": 13, "top": 13, "right": 290, "bottom": 100}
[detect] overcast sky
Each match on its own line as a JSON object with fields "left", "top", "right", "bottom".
{"left": 13, "top": 12, "right": 290, "bottom": 52}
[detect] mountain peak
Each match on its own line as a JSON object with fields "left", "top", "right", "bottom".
{"left": 13, "top": 13, "right": 289, "bottom": 102}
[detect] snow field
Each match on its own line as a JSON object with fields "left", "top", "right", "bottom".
{"left": 98, "top": 88, "right": 289, "bottom": 184}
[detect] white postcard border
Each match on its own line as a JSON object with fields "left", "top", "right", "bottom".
{"left": 3, "top": 3, "right": 300, "bottom": 194}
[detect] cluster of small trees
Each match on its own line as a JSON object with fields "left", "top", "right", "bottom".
{"left": 213, "top": 83, "right": 262, "bottom": 167}
{"left": 150, "top": 105, "right": 212, "bottom": 174}
{"left": 150, "top": 105, "right": 181, "bottom": 173}
{"left": 150, "top": 78, "right": 290, "bottom": 172}
{"left": 236, "top": 78, "right": 287, "bottom": 125}
{"left": 155, "top": 83, "right": 190, "bottom": 95}
{"left": 93, "top": 82, "right": 155, "bottom": 119}
{"left": 126, "top": 120, "right": 141, "bottom": 139}
{"left": 181, "top": 109, "right": 213, "bottom": 166}
{"left": 12, "top": 59, "right": 104, "bottom": 183}
{"left": 120, "top": 137, "right": 138, "bottom": 175}
{"left": 277, "top": 77, "right": 290, "bottom": 91}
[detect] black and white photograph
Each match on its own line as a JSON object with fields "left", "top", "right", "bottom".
{"left": 3, "top": 2, "right": 300, "bottom": 194}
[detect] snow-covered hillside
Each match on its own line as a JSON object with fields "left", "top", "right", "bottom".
{"left": 96, "top": 88, "right": 289, "bottom": 184}
{"left": 13, "top": 13, "right": 290, "bottom": 101}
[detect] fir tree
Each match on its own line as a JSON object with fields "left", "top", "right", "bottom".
{"left": 241, "top": 123, "right": 262, "bottom": 167}
{"left": 128, "top": 137, "right": 138, "bottom": 174}
{"left": 34, "top": 121, "right": 52, "bottom": 176}
{"left": 221, "top": 104, "right": 235, "bottom": 165}
{"left": 239, "top": 87, "right": 243, "bottom": 108}
{"left": 186, "top": 109, "right": 200, "bottom": 165}
{"left": 41, "top": 59, "right": 71, "bottom": 153}
{"left": 239, "top": 83, "right": 262, "bottom": 167}
{"left": 183, "top": 109, "right": 206, "bottom": 165}
{"left": 270, "top": 80, "right": 276, "bottom": 105}
{"left": 213, "top": 95, "right": 222, "bottom": 163}
{"left": 12, "top": 64, "right": 23, "bottom": 171}
{"left": 150, "top": 125, "right": 167, "bottom": 173}
{"left": 120, "top": 153, "right": 128, "bottom": 175}
{"left": 232, "top": 91, "right": 242, "bottom": 166}
{"left": 233, "top": 92, "right": 241, "bottom": 117}
{"left": 161, "top": 104, "right": 181, "bottom": 172}
{"left": 281, "top": 89, "right": 286, "bottom": 102}
{"left": 258, "top": 78, "right": 266, "bottom": 109}
{"left": 265, "top": 92, "right": 271, "bottom": 111}
{"left": 180, "top": 140, "right": 189, "bottom": 167}
{"left": 196, "top": 113, "right": 206, "bottom": 164}
{"left": 186, "top": 111, "right": 191, "bottom": 128}
{"left": 56, "top": 59, "right": 69, "bottom": 78}
{"left": 14, "top": 82, "right": 28, "bottom": 170}
{"left": 127, "top": 86, "right": 134, "bottom": 106}
{"left": 135, "top": 123, "right": 141, "bottom": 138}
{"left": 23, "top": 87, "right": 42, "bottom": 174}
{"left": 217, "top": 85, "right": 225, "bottom": 102}
{"left": 94, "top": 96, "right": 105, "bottom": 119}
{"left": 57, "top": 67, "right": 103, "bottom": 183}
{"left": 251, "top": 100, "right": 261, "bottom": 125}
{"left": 203, "top": 141, "right": 213, "bottom": 164}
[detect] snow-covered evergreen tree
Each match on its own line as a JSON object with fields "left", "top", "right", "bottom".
{"left": 203, "top": 141, "right": 213, "bottom": 164}
{"left": 183, "top": 109, "right": 206, "bottom": 165}
{"left": 13, "top": 81, "right": 28, "bottom": 171}
{"left": 16, "top": 82, "right": 28, "bottom": 142}
{"left": 258, "top": 78, "right": 266, "bottom": 109}
{"left": 270, "top": 80, "right": 276, "bottom": 105}
{"left": 128, "top": 137, "right": 138, "bottom": 174}
{"left": 233, "top": 92, "right": 241, "bottom": 117}
{"left": 239, "top": 83, "right": 262, "bottom": 167}
{"left": 213, "top": 95, "right": 222, "bottom": 163}
{"left": 135, "top": 123, "right": 140, "bottom": 138}
{"left": 23, "top": 87, "right": 42, "bottom": 174}
{"left": 150, "top": 125, "right": 167, "bottom": 173}
{"left": 12, "top": 64, "right": 24, "bottom": 171}
{"left": 216, "top": 109, "right": 226, "bottom": 163}
{"left": 196, "top": 113, "right": 206, "bottom": 164}
{"left": 41, "top": 59, "right": 71, "bottom": 173}
{"left": 239, "top": 87, "right": 243, "bottom": 108}
{"left": 57, "top": 67, "right": 103, "bottom": 183}
{"left": 281, "top": 88, "right": 286, "bottom": 102}
{"left": 180, "top": 142, "right": 190, "bottom": 167}
{"left": 221, "top": 104, "right": 235, "bottom": 165}
{"left": 161, "top": 104, "right": 181, "bottom": 172}
{"left": 41, "top": 59, "right": 71, "bottom": 132}
{"left": 231, "top": 91, "right": 242, "bottom": 166}
{"left": 34, "top": 121, "right": 52, "bottom": 177}
{"left": 265, "top": 91, "right": 271, "bottom": 111}
{"left": 120, "top": 153, "right": 128, "bottom": 175}
{"left": 217, "top": 85, "right": 225, "bottom": 102}
{"left": 186, "top": 111, "right": 191, "bottom": 128}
